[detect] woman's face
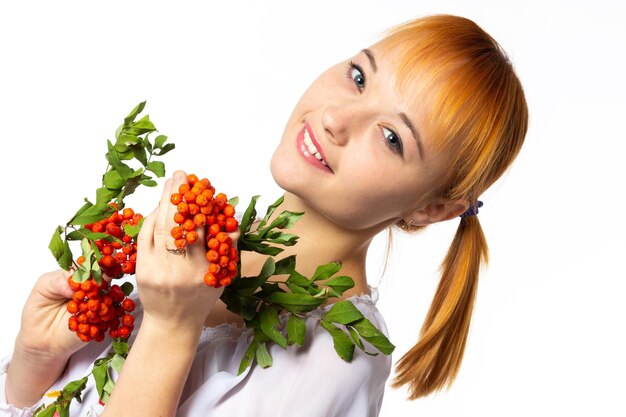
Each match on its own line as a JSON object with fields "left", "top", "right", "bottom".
{"left": 270, "top": 41, "right": 447, "bottom": 231}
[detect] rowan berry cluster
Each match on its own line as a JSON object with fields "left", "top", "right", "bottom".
{"left": 85, "top": 205, "right": 142, "bottom": 278}
{"left": 67, "top": 257, "right": 136, "bottom": 342}
{"left": 169, "top": 174, "right": 239, "bottom": 288}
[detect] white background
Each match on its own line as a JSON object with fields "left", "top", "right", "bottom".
{"left": 1, "top": 1, "right": 625, "bottom": 415}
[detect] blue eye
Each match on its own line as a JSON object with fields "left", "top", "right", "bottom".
{"left": 346, "top": 61, "right": 365, "bottom": 91}
{"left": 382, "top": 127, "right": 403, "bottom": 155}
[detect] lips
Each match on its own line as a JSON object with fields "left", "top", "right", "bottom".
{"left": 297, "top": 122, "right": 333, "bottom": 173}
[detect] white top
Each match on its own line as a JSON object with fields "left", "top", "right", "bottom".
{"left": 0, "top": 285, "right": 391, "bottom": 417}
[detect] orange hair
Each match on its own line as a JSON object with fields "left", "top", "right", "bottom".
{"left": 377, "top": 15, "right": 528, "bottom": 399}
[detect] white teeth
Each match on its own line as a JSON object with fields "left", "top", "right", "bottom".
{"left": 304, "top": 127, "right": 328, "bottom": 167}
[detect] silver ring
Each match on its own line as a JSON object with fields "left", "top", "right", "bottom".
{"left": 166, "top": 247, "right": 186, "bottom": 255}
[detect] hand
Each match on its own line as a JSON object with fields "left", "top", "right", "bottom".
{"left": 16, "top": 268, "right": 94, "bottom": 360}
{"left": 135, "top": 170, "right": 236, "bottom": 332}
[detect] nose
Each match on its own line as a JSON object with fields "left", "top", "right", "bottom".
{"left": 322, "top": 104, "right": 356, "bottom": 146}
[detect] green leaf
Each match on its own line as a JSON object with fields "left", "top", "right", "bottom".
{"left": 266, "top": 292, "right": 325, "bottom": 313}
{"left": 227, "top": 196, "right": 239, "bottom": 207}
{"left": 71, "top": 203, "right": 110, "bottom": 226}
{"left": 240, "top": 195, "right": 260, "bottom": 234}
{"left": 351, "top": 318, "right": 395, "bottom": 355}
{"left": 68, "top": 200, "right": 94, "bottom": 225}
{"left": 34, "top": 404, "right": 57, "bottom": 417}
{"left": 111, "top": 354, "right": 126, "bottom": 374}
{"left": 73, "top": 265, "right": 90, "bottom": 283}
{"left": 92, "top": 361, "right": 109, "bottom": 399}
{"left": 155, "top": 142, "right": 175, "bottom": 156}
{"left": 96, "top": 187, "right": 118, "bottom": 206}
{"left": 286, "top": 271, "right": 310, "bottom": 287}
{"left": 126, "top": 115, "right": 156, "bottom": 135}
{"left": 66, "top": 230, "right": 112, "bottom": 241}
{"left": 103, "top": 170, "right": 125, "bottom": 190}
{"left": 80, "top": 238, "right": 92, "bottom": 256}
{"left": 106, "top": 149, "right": 134, "bottom": 178}
{"left": 286, "top": 314, "right": 306, "bottom": 346}
{"left": 258, "top": 257, "right": 276, "bottom": 281}
{"left": 274, "top": 255, "right": 296, "bottom": 276}
{"left": 267, "top": 233, "right": 299, "bottom": 246}
{"left": 311, "top": 261, "right": 342, "bottom": 282}
{"left": 259, "top": 305, "right": 287, "bottom": 349}
{"left": 113, "top": 340, "right": 129, "bottom": 355}
{"left": 320, "top": 320, "right": 355, "bottom": 362}
{"left": 347, "top": 325, "right": 365, "bottom": 351}
{"left": 121, "top": 282, "right": 134, "bottom": 296}
{"left": 325, "top": 275, "right": 355, "bottom": 296}
{"left": 146, "top": 161, "right": 165, "bottom": 178}
{"left": 238, "top": 338, "right": 259, "bottom": 375}
{"left": 324, "top": 301, "right": 364, "bottom": 324}
{"left": 123, "top": 217, "right": 144, "bottom": 238}
{"left": 259, "top": 210, "right": 304, "bottom": 235}
{"left": 255, "top": 342, "right": 273, "bottom": 368}
{"left": 258, "top": 195, "right": 284, "bottom": 230}
{"left": 154, "top": 134, "right": 168, "bottom": 149}
{"left": 124, "top": 101, "right": 146, "bottom": 126}
{"left": 285, "top": 282, "right": 308, "bottom": 294}
{"left": 48, "top": 226, "right": 65, "bottom": 260}
{"left": 138, "top": 178, "right": 158, "bottom": 187}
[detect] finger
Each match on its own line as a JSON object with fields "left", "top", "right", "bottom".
{"left": 157, "top": 171, "right": 189, "bottom": 251}
{"left": 39, "top": 270, "right": 74, "bottom": 300}
{"left": 138, "top": 206, "right": 159, "bottom": 251}
{"left": 153, "top": 177, "right": 174, "bottom": 250}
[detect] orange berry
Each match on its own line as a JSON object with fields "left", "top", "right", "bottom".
{"left": 76, "top": 256, "right": 86, "bottom": 266}
{"left": 170, "top": 193, "right": 183, "bottom": 205}
{"left": 118, "top": 326, "right": 130, "bottom": 338}
{"left": 206, "top": 214, "right": 217, "bottom": 224}
{"left": 68, "top": 275, "right": 81, "bottom": 291}
{"left": 183, "top": 190, "right": 197, "bottom": 204}
{"left": 67, "top": 301, "right": 79, "bottom": 314}
{"left": 208, "top": 263, "right": 221, "bottom": 274}
{"left": 225, "top": 217, "right": 239, "bottom": 233}
{"left": 100, "top": 255, "right": 114, "bottom": 268}
{"left": 218, "top": 242, "right": 230, "bottom": 256}
{"left": 173, "top": 212, "right": 186, "bottom": 224}
{"left": 121, "top": 262, "right": 135, "bottom": 274}
{"left": 122, "top": 298, "right": 136, "bottom": 312}
{"left": 206, "top": 250, "right": 219, "bottom": 262}
{"left": 227, "top": 261, "right": 238, "bottom": 273}
{"left": 72, "top": 290, "right": 86, "bottom": 302}
{"left": 187, "top": 174, "right": 199, "bottom": 185}
{"left": 201, "top": 189, "right": 215, "bottom": 200}
{"left": 219, "top": 256, "right": 229, "bottom": 268}
{"left": 68, "top": 316, "right": 79, "bottom": 331}
{"left": 188, "top": 203, "right": 200, "bottom": 216}
{"left": 195, "top": 193, "right": 209, "bottom": 207}
{"left": 193, "top": 213, "right": 206, "bottom": 227}
{"left": 101, "top": 245, "right": 113, "bottom": 256}
{"left": 208, "top": 223, "right": 221, "bottom": 237}
{"left": 204, "top": 272, "right": 217, "bottom": 287}
{"left": 207, "top": 238, "right": 220, "bottom": 250}
{"left": 92, "top": 223, "right": 104, "bottom": 233}
{"left": 200, "top": 178, "right": 211, "bottom": 187}
{"left": 182, "top": 219, "right": 195, "bottom": 232}
{"left": 178, "top": 183, "right": 190, "bottom": 194}
{"left": 122, "top": 314, "right": 135, "bottom": 327}
{"left": 216, "top": 232, "right": 229, "bottom": 243}
{"left": 132, "top": 213, "right": 143, "bottom": 224}
{"left": 78, "top": 323, "right": 90, "bottom": 335}
{"left": 214, "top": 193, "right": 227, "bottom": 209}
{"left": 219, "top": 277, "right": 232, "bottom": 287}
{"left": 122, "top": 208, "right": 134, "bottom": 219}
{"left": 171, "top": 226, "right": 184, "bottom": 239}
{"left": 185, "top": 231, "right": 199, "bottom": 244}
{"left": 177, "top": 202, "right": 189, "bottom": 214}
{"left": 81, "top": 280, "right": 94, "bottom": 292}
{"left": 216, "top": 214, "right": 226, "bottom": 226}
{"left": 200, "top": 204, "right": 213, "bottom": 215}
{"left": 175, "top": 238, "right": 187, "bottom": 249}
{"left": 223, "top": 204, "right": 235, "bottom": 218}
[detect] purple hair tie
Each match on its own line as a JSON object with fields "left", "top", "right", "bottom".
{"left": 460, "top": 200, "right": 483, "bottom": 218}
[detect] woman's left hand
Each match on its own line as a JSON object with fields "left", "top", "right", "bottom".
{"left": 135, "top": 170, "right": 234, "bottom": 333}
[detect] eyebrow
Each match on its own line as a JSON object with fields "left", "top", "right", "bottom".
{"left": 360, "top": 49, "right": 425, "bottom": 160}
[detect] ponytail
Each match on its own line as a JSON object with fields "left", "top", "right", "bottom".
{"left": 391, "top": 215, "right": 489, "bottom": 399}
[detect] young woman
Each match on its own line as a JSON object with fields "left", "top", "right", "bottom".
{"left": 1, "top": 14, "right": 527, "bottom": 416}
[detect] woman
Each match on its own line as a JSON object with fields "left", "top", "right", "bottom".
{"left": 1, "top": 14, "right": 527, "bottom": 416}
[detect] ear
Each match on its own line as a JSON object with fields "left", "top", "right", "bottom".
{"left": 403, "top": 199, "right": 470, "bottom": 226}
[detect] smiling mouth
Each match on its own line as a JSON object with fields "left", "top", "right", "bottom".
{"left": 303, "top": 128, "right": 329, "bottom": 167}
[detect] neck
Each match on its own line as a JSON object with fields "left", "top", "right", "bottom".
{"left": 241, "top": 192, "right": 391, "bottom": 298}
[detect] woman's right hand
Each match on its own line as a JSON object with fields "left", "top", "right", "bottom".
{"left": 15, "top": 268, "right": 89, "bottom": 360}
